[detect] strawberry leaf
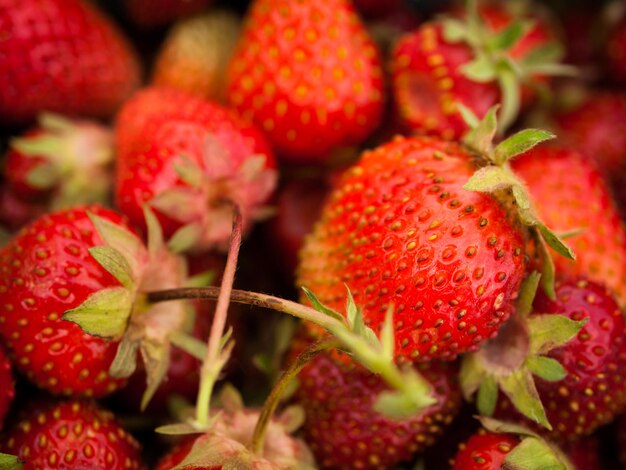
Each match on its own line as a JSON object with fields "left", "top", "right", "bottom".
{"left": 170, "top": 331, "right": 208, "bottom": 360}
{"left": 494, "top": 129, "right": 555, "bottom": 164}
{"left": 143, "top": 205, "right": 166, "bottom": 258}
{"left": 25, "top": 163, "right": 59, "bottom": 190}
{"left": 463, "top": 166, "right": 515, "bottom": 192}
{"left": 499, "top": 369, "right": 551, "bottom": 430}
{"left": 88, "top": 246, "right": 135, "bottom": 289}
{"left": 463, "top": 106, "right": 499, "bottom": 157}
{"left": 374, "top": 389, "right": 423, "bottom": 420}
{"left": 345, "top": 285, "right": 359, "bottom": 328}
{"left": 457, "top": 103, "right": 480, "bottom": 129}
{"left": 301, "top": 287, "right": 346, "bottom": 324}
{"left": 140, "top": 339, "right": 170, "bottom": 410}
{"left": 477, "top": 416, "right": 540, "bottom": 438}
{"left": 63, "top": 287, "right": 132, "bottom": 339}
{"left": 109, "top": 335, "right": 140, "bottom": 378}
{"left": 459, "top": 354, "right": 485, "bottom": 400}
{"left": 528, "top": 314, "right": 588, "bottom": 355}
{"left": 488, "top": 21, "right": 527, "bottom": 52}
{"left": 441, "top": 18, "right": 468, "bottom": 42}
{"left": 516, "top": 272, "right": 541, "bottom": 318}
{"left": 497, "top": 65, "right": 521, "bottom": 134}
{"left": 536, "top": 223, "right": 576, "bottom": 260}
{"left": 504, "top": 436, "right": 568, "bottom": 470}
{"left": 525, "top": 356, "right": 566, "bottom": 382}
{"left": 380, "top": 305, "right": 395, "bottom": 361}
{"left": 460, "top": 55, "right": 497, "bottom": 83}
{"left": 173, "top": 155, "right": 203, "bottom": 188}
{"left": 536, "top": 234, "right": 557, "bottom": 300}
{"left": 167, "top": 222, "right": 203, "bottom": 254}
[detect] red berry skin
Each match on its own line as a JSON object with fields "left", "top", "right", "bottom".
{"left": 0, "top": 345, "right": 15, "bottom": 431}
{"left": 226, "top": 0, "right": 385, "bottom": 164}
{"left": 3, "top": 130, "right": 51, "bottom": 201}
{"left": 297, "top": 136, "right": 526, "bottom": 362}
{"left": 0, "top": 0, "right": 141, "bottom": 126}
{"left": 561, "top": 436, "right": 602, "bottom": 470}
{"left": 296, "top": 352, "right": 461, "bottom": 470}
{"left": 115, "top": 87, "right": 276, "bottom": 250}
{"left": 0, "top": 186, "right": 47, "bottom": 232}
{"left": 496, "top": 278, "right": 626, "bottom": 442}
{"left": 0, "top": 206, "right": 131, "bottom": 397}
{"left": 512, "top": 146, "right": 626, "bottom": 305}
{"left": 451, "top": 430, "right": 519, "bottom": 470}
{"left": 0, "top": 400, "right": 142, "bottom": 469}
{"left": 606, "top": 18, "right": 626, "bottom": 83}
{"left": 154, "top": 438, "right": 198, "bottom": 470}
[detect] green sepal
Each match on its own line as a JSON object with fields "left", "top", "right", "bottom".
{"left": 173, "top": 155, "right": 203, "bottom": 188}
{"left": 217, "top": 383, "right": 244, "bottom": 414}
{"left": 0, "top": 454, "right": 23, "bottom": 470}
{"left": 536, "top": 233, "right": 557, "bottom": 300}
{"left": 167, "top": 222, "right": 203, "bottom": 254}
{"left": 185, "top": 270, "right": 216, "bottom": 288}
{"left": 460, "top": 55, "right": 497, "bottom": 83}
{"left": 142, "top": 205, "right": 166, "bottom": 258}
{"left": 301, "top": 287, "right": 346, "bottom": 324}
{"left": 373, "top": 370, "right": 436, "bottom": 419}
{"left": 87, "top": 211, "right": 145, "bottom": 278}
{"left": 525, "top": 356, "right": 566, "bottom": 382}
{"left": 24, "top": 162, "right": 59, "bottom": 190}
{"left": 463, "top": 106, "right": 499, "bottom": 157}
{"left": 441, "top": 18, "right": 468, "bottom": 42}
{"left": 521, "top": 42, "right": 564, "bottom": 68}
{"left": 459, "top": 353, "right": 485, "bottom": 400}
{"left": 63, "top": 287, "right": 132, "bottom": 339}
{"left": 499, "top": 369, "right": 551, "bottom": 430}
{"left": 504, "top": 436, "right": 568, "bottom": 470}
{"left": 477, "top": 375, "right": 498, "bottom": 416}
{"left": 88, "top": 246, "right": 135, "bottom": 289}
{"left": 10, "top": 134, "right": 65, "bottom": 159}
{"left": 497, "top": 65, "right": 521, "bottom": 135}
{"left": 457, "top": 103, "right": 480, "bottom": 129}
{"left": 170, "top": 331, "right": 208, "bottom": 360}
{"left": 345, "top": 285, "right": 359, "bottom": 328}
{"left": 536, "top": 223, "right": 576, "bottom": 261}
{"left": 463, "top": 166, "right": 515, "bottom": 193}
{"left": 109, "top": 334, "right": 140, "bottom": 378}
{"left": 140, "top": 340, "right": 170, "bottom": 410}
{"left": 527, "top": 314, "right": 587, "bottom": 355}
{"left": 155, "top": 420, "right": 214, "bottom": 436}
{"left": 278, "top": 405, "right": 306, "bottom": 433}
{"left": 516, "top": 272, "right": 541, "bottom": 318}
{"left": 487, "top": 20, "right": 529, "bottom": 52}
{"left": 39, "top": 112, "right": 74, "bottom": 132}
{"left": 478, "top": 416, "right": 538, "bottom": 437}
{"left": 150, "top": 187, "right": 201, "bottom": 222}
{"left": 380, "top": 305, "right": 395, "bottom": 361}
{"left": 494, "top": 129, "right": 555, "bottom": 165}
{"left": 170, "top": 432, "right": 248, "bottom": 470}
{"left": 556, "top": 228, "right": 586, "bottom": 240}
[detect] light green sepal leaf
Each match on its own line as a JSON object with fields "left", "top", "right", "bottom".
{"left": 494, "top": 129, "right": 555, "bottom": 164}
{"left": 87, "top": 211, "right": 145, "bottom": 277}
{"left": 463, "top": 166, "right": 515, "bottom": 193}
{"left": 109, "top": 334, "right": 140, "bottom": 378}
{"left": 167, "top": 222, "right": 203, "bottom": 254}
{"left": 497, "top": 66, "right": 521, "bottom": 134}
{"left": 504, "top": 436, "right": 568, "bottom": 470}
{"left": 155, "top": 423, "right": 206, "bottom": 435}
{"left": 142, "top": 205, "right": 166, "bottom": 257}
{"left": 516, "top": 272, "right": 541, "bottom": 318}
{"left": 457, "top": 103, "right": 480, "bottom": 129}
{"left": 477, "top": 375, "right": 498, "bottom": 416}
{"left": 536, "top": 234, "right": 556, "bottom": 300}
{"left": 528, "top": 314, "right": 587, "bottom": 355}
{"left": 170, "top": 433, "right": 247, "bottom": 470}
{"left": 537, "top": 223, "right": 576, "bottom": 261}
{"left": 170, "top": 331, "right": 208, "bottom": 360}
{"left": 488, "top": 21, "right": 528, "bottom": 52}
{"left": 140, "top": 340, "right": 170, "bottom": 410}
{"left": 185, "top": 270, "right": 215, "bottom": 288}
{"left": 460, "top": 55, "right": 497, "bottom": 83}
{"left": 522, "top": 42, "right": 564, "bottom": 67}
{"left": 556, "top": 228, "right": 586, "bottom": 240}
{"left": 173, "top": 155, "right": 203, "bottom": 188}
{"left": 345, "top": 285, "right": 359, "bottom": 327}
{"left": 464, "top": 106, "right": 499, "bottom": 156}
{"left": 63, "top": 287, "right": 132, "bottom": 339}
{"left": 459, "top": 354, "right": 485, "bottom": 400}
{"left": 150, "top": 188, "right": 201, "bottom": 222}
{"left": 441, "top": 18, "right": 468, "bottom": 42}
{"left": 525, "top": 356, "right": 566, "bottom": 382}
{"left": 25, "top": 163, "right": 59, "bottom": 190}
{"left": 374, "top": 389, "right": 425, "bottom": 420}
{"left": 478, "top": 416, "right": 539, "bottom": 438}
{"left": 301, "top": 287, "right": 346, "bottom": 324}
{"left": 10, "top": 135, "right": 65, "bottom": 159}
{"left": 0, "top": 453, "right": 23, "bottom": 470}
{"left": 499, "top": 369, "right": 551, "bottom": 430}
{"left": 278, "top": 405, "right": 306, "bottom": 433}
{"left": 88, "top": 246, "right": 135, "bottom": 289}
{"left": 380, "top": 305, "right": 395, "bottom": 361}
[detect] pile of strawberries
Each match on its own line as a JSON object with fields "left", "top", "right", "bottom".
{"left": 2, "top": 0, "right": 626, "bottom": 468}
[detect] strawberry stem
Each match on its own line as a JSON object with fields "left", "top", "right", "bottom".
{"left": 195, "top": 206, "right": 242, "bottom": 427}
{"left": 250, "top": 338, "right": 337, "bottom": 456}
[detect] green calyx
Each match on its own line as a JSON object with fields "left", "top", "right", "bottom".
{"left": 0, "top": 453, "right": 23, "bottom": 470}
{"left": 10, "top": 113, "right": 113, "bottom": 208}
{"left": 478, "top": 417, "right": 574, "bottom": 470}
{"left": 441, "top": 0, "right": 576, "bottom": 133}
{"left": 62, "top": 208, "right": 195, "bottom": 408}
{"left": 460, "top": 273, "right": 587, "bottom": 430}
{"left": 303, "top": 286, "right": 437, "bottom": 419}
{"left": 461, "top": 105, "right": 575, "bottom": 298}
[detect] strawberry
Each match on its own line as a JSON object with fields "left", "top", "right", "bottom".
{"left": 0, "top": 0, "right": 141, "bottom": 126}
{"left": 0, "top": 206, "right": 131, "bottom": 397}
{"left": 153, "top": 387, "right": 314, "bottom": 469}
{"left": 450, "top": 420, "right": 573, "bottom": 470}
{"left": 226, "top": 0, "right": 385, "bottom": 164}
{"left": 493, "top": 278, "right": 626, "bottom": 442}
{"left": 0, "top": 186, "right": 47, "bottom": 232}
{"left": 391, "top": 2, "right": 560, "bottom": 140}
{"left": 0, "top": 345, "right": 15, "bottom": 431}
{"left": 512, "top": 145, "right": 626, "bottom": 304}
{"left": 0, "top": 400, "right": 142, "bottom": 469}
{"left": 606, "top": 16, "right": 626, "bottom": 83}
{"left": 115, "top": 87, "right": 277, "bottom": 253}
{"left": 124, "top": 0, "right": 214, "bottom": 28}
{"left": 295, "top": 350, "right": 461, "bottom": 470}
{"left": 297, "top": 135, "right": 527, "bottom": 362}
{"left": 152, "top": 10, "right": 241, "bottom": 102}
{"left": 561, "top": 436, "right": 602, "bottom": 470}
{"left": 3, "top": 113, "right": 114, "bottom": 209}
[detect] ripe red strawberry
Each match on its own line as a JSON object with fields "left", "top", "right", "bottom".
{"left": 124, "top": 0, "right": 213, "bottom": 28}
{"left": 0, "top": 346, "right": 15, "bottom": 431}
{"left": 0, "top": 206, "right": 130, "bottom": 397}
{"left": 0, "top": 400, "right": 142, "bottom": 468}
{"left": 495, "top": 278, "right": 626, "bottom": 441}
{"left": 297, "top": 135, "right": 526, "bottom": 362}
{"left": 561, "top": 436, "right": 602, "bottom": 470}
{"left": 512, "top": 146, "right": 626, "bottom": 304}
{"left": 391, "top": 3, "right": 557, "bottom": 140}
{"left": 226, "top": 0, "right": 385, "bottom": 164}
{"left": 295, "top": 351, "right": 461, "bottom": 470}
{"left": 0, "top": 0, "right": 141, "bottom": 126}
{"left": 451, "top": 430, "right": 520, "bottom": 469}
{"left": 0, "top": 185, "right": 47, "bottom": 232}
{"left": 3, "top": 113, "right": 114, "bottom": 209}
{"left": 152, "top": 10, "right": 241, "bottom": 102}
{"left": 115, "top": 87, "right": 277, "bottom": 253}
